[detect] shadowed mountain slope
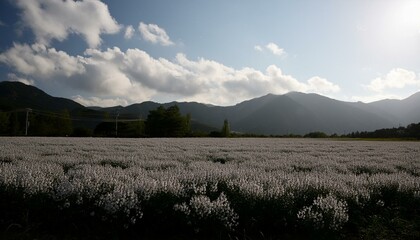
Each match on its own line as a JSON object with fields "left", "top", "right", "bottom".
{"left": 0, "top": 81, "right": 83, "bottom": 111}
{"left": 2, "top": 81, "right": 420, "bottom": 135}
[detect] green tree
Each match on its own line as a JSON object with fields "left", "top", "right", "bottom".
{"left": 145, "top": 105, "right": 189, "bottom": 137}
{"left": 59, "top": 109, "right": 73, "bottom": 136}
{"left": 304, "top": 131, "right": 328, "bottom": 138}
{"left": 72, "top": 127, "right": 93, "bottom": 137}
{"left": 406, "top": 122, "right": 420, "bottom": 139}
{"left": 9, "top": 111, "right": 21, "bottom": 135}
{"left": 221, "top": 119, "right": 230, "bottom": 137}
{"left": 103, "top": 111, "right": 111, "bottom": 121}
{"left": 0, "top": 112, "right": 9, "bottom": 134}
{"left": 145, "top": 106, "right": 166, "bottom": 137}
{"left": 29, "top": 110, "right": 73, "bottom": 136}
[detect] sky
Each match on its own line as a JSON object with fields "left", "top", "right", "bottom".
{"left": 0, "top": 0, "right": 419, "bottom": 107}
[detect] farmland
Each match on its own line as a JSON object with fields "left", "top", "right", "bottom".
{"left": 0, "top": 137, "right": 419, "bottom": 239}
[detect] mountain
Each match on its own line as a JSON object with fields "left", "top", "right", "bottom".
{"left": 2, "top": 81, "right": 420, "bottom": 135}
{"left": 0, "top": 81, "right": 83, "bottom": 111}
{"left": 0, "top": 81, "right": 103, "bottom": 129}
{"left": 93, "top": 91, "right": 420, "bottom": 135}
{"left": 230, "top": 92, "right": 394, "bottom": 135}
{"left": 367, "top": 92, "right": 420, "bottom": 126}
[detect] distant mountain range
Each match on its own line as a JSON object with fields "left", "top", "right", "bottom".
{"left": 1, "top": 81, "right": 419, "bottom": 135}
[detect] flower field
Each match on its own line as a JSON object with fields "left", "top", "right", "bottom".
{"left": 1, "top": 137, "right": 419, "bottom": 239}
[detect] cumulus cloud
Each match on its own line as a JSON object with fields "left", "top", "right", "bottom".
{"left": 72, "top": 95, "right": 129, "bottom": 107}
{"left": 254, "top": 43, "right": 286, "bottom": 57}
{"left": 254, "top": 45, "right": 263, "bottom": 51}
{"left": 351, "top": 94, "right": 403, "bottom": 103}
{"left": 0, "top": 43, "right": 85, "bottom": 78}
{"left": 351, "top": 68, "right": 420, "bottom": 103}
{"left": 307, "top": 76, "right": 340, "bottom": 93}
{"left": 14, "top": 0, "right": 120, "bottom": 48}
{"left": 7, "top": 73, "right": 34, "bottom": 86}
{"left": 266, "top": 42, "right": 285, "bottom": 56}
{"left": 0, "top": 43, "right": 340, "bottom": 106}
{"left": 139, "top": 22, "right": 174, "bottom": 46}
{"left": 366, "top": 68, "right": 420, "bottom": 92}
{"left": 124, "top": 25, "right": 135, "bottom": 39}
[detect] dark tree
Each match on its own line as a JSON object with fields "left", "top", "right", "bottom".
{"left": 145, "top": 105, "right": 189, "bottom": 137}
{"left": 406, "top": 123, "right": 420, "bottom": 139}
{"left": 304, "top": 131, "right": 328, "bottom": 138}
{"left": 221, "top": 119, "right": 230, "bottom": 137}
{"left": 94, "top": 122, "right": 116, "bottom": 137}
{"left": 145, "top": 106, "right": 166, "bottom": 137}
{"left": 59, "top": 109, "right": 73, "bottom": 136}
{"left": 0, "top": 112, "right": 9, "bottom": 134}
{"left": 72, "top": 127, "right": 93, "bottom": 137}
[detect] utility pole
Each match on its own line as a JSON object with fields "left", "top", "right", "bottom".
{"left": 115, "top": 112, "right": 119, "bottom": 137}
{"left": 25, "top": 108, "right": 32, "bottom": 136}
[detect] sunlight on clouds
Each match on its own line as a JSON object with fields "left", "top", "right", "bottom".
{"left": 266, "top": 43, "right": 285, "bottom": 56}
{"left": 254, "top": 45, "right": 263, "bottom": 52}
{"left": 353, "top": 68, "right": 420, "bottom": 103}
{"left": 139, "top": 22, "right": 174, "bottom": 46}
{"left": 7, "top": 73, "right": 34, "bottom": 86}
{"left": 72, "top": 95, "right": 129, "bottom": 107}
{"left": 14, "top": 0, "right": 121, "bottom": 48}
{"left": 351, "top": 94, "right": 403, "bottom": 103}
{"left": 0, "top": 43, "right": 85, "bottom": 78}
{"left": 307, "top": 77, "right": 340, "bottom": 93}
{"left": 366, "top": 68, "right": 420, "bottom": 92}
{"left": 124, "top": 25, "right": 135, "bottom": 39}
{"left": 254, "top": 43, "right": 286, "bottom": 57}
{"left": 0, "top": 43, "right": 340, "bottom": 106}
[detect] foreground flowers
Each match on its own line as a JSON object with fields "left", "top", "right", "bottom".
{"left": 0, "top": 137, "right": 419, "bottom": 238}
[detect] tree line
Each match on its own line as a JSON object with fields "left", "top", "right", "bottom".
{"left": 1, "top": 105, "right": 418, "bottom": 139}
{"left": 344, "top": 122, "right": 420, "bottom": 139}
{"left": 0, "top": 109, "right": 72, "bottom": 136}
{"left": 0, "top": 105, "right": 231, "bottom": 138}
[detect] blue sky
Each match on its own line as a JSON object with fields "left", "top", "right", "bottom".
{"left": 0, "top": 0, "right": 419, "bottom": 106}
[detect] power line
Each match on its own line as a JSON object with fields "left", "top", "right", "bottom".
{"left": 1, "top": 108, "right": 146, "bottom": 123}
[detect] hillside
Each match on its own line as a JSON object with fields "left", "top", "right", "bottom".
{"left": 0, "top": 81, "right": 83, "bottom": 111}
{"left": 94, "top": 92, "right": 420, "bottom": 135}
{"left": 229, "top": 93, "right": 393, "bottom": 135}
{"left": 0, "top": 81, "right": 104, "bottom": 130}
{"left": 2, "top": 81, "right": 420, "bottom": 135}
{"left": 367, "top": 92, "right": 420, "bottom": 125}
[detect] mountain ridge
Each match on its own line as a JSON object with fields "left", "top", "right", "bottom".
{"left": 1, "top": 81, "right": 419, "bottom": 135}
{"left": 0, "top": 81, "right": 84, "bottom": 111}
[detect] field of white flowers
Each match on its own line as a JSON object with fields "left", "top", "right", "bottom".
{"left": 0, "top": 137, "right": 419, "bottom": 239}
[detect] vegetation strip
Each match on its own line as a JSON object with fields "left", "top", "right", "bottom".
{"left": 0, "top": 137, "right": 419, "bottom": 239}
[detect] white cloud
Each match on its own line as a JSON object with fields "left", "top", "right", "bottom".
{"left": 0, "top": 43, "right": 340, "bottom": 106}
{"left": 351, "top": 94, "right": 402, "bottom": 103}
{"left": 352, "top": 68, "right": 420, "bottom": 103}
{"left": 139, "top": 22, "right": 174, "bottom": 46}
{"left": 14, "top": 0, "right": 120, "bottom": 48}
{"left": 124, "top": 25, "right": 135, "bottom": 39}
{"left": 0, "top": 43, "right": 85, "bottom": 78}
{"left": 254, "top": 45, "right": 263, "bottom": 51}
{"left": 7, "top": 73, "right": 34, "bottom": 86}
{"left": 266, "top": 42, "right": 285, "bottom": 56}
{"left": 72, "top": 95, "right": 129, "bottom": 107}
{"left": 366, "top": 68, "right": 420, "bottom": 92}
{"left": 307, "top": 76, "right": 341, "bottom": 93}
{"left": 255, "top": 42, "right": 287, "bottom": 57}
{"left": 0, "top": 20, "right": 5, "bottom": 27}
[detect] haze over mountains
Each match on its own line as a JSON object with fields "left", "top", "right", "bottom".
{"left": 1, "top": 81, "right": 420, "bottom": 135}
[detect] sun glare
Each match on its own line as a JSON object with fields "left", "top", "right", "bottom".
{"left": 395, "top": 0, "right": 420, "bottom": 34}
